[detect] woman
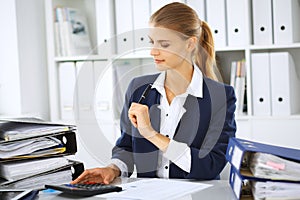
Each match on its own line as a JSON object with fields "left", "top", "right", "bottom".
{"left": 72, "top": 2, "right": 236, "bottom": 185}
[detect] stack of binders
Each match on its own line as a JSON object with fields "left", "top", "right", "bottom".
{"left": 0, "top": 119, "right": 84, "bottom": 190}
{"left": 226, "top": 137, "right": 300, "bottom": 200}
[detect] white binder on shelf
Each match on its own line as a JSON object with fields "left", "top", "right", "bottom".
{"left": 132, "top": 0, "right": 151, "bottom": 53}
{"left": 95, "top": 0, "right": 114, "bottom": 57}
{"left": 251, "top": 53, "right": 272, "bottom": 116}
{"left": 58, "top": 62, "right": 77, "bottom": 121}
{"left": 75, "top": 61, "right": 94, "bottom": 121}
{"left": 115, "top": 0, "right": 134, "bottom": 55}
{"left": 93, "top": 61, "right": 118, "bottom": 145}
{"left": 93, "top": 60, "right": 114, "bottom": 123}
{"left": 270, "top": 52, "right": 300, "bottom": 116}
{"left": 186, "top": 0, "right": 206, "bottom": 21}
{"left": 150, "top": 0, "right": 183, "bottom": 14}
{"left": 273, "top": 0, "right": 300, "bottom": 44}
{"left": 206, "top": 0, "right": 227, "bottom": 48}
{"left": 252, "top": 0, "right": 273, "bottom": 45}
{"left": 226, "top": 0, "right": 251, "bottom": 47}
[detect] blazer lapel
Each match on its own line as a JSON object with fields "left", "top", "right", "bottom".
{"left": 173, "top": 95, "right": 200, "bottom": 146}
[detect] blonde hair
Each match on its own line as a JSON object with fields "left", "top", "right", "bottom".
{"left": 149, "top": 2, "right": 218, "bottom": 81}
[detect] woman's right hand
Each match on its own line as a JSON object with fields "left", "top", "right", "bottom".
{"left": 70, "top": 165, "right": 120, "bottom": 185}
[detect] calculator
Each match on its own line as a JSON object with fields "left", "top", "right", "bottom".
{"left": 44, "top": 183, "right": 122, "bottom": 197}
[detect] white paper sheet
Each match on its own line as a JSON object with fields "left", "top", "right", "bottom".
{"left": 98, "top": 178, "right": 212, "bottom": 200}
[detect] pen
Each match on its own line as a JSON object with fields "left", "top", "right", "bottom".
{"left": 138, "top": 84, "right": 152, "bottom": 104}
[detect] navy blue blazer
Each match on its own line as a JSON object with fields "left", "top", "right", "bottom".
{"left": 112, "top": 73, "right": 236, "bottom": 180}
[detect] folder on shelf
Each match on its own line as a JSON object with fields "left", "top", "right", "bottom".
{"left": 54, "top": 7, "right": 92, "bottom": 56}
{"left": 206, "top": 0, "right": 227, "bottom": 48}
{"left": 58, "top": 62, "right": 77, "bottom": 121}
{"left": 229, "top": 165, "right": 300, "bottom": 200}
{"left": 75, "top": 61, "right": 94, "bottom": 121}
{"left": 252, "top": 0, "right": 273, "bottom": 45}
{"left": 269, "top": 52, "right": 300, "bottom": 116}
{"left": 226, "top": 0, "right": 252, "bottom": 46}
{"left": 150, "top": 0, "right": 177, "bottom": 14}
{"left": 273, "top": 0, "right": 300, "bottom": 44}
{"left": 115, "top": 0, "right": 134, "bottom": 54}
{"left": 0, "top": 160, "right": 84, "bottom": 190}
{"left": 132, "top": 0, "right": 150, "bottom": 52}
{"left": 226, "top": 137, "right": 300, "bottom": 181}
{"left": 186, "top": 0, "right": 206, "bottom": 21}
{"left": 93, "top": 61, "right": 114, "bottom": 123}
{"left": 251, "top": 53, "right": 272, "bottom": 116}
{"left": 95, "top": 0, "right": 115, "bottom": 57}
{"left": 232, "top": 60, "right": 246, "bottom": 115}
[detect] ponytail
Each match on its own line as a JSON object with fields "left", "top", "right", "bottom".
{"left": 194, "top": 21, "right": 218, "bottom": 81}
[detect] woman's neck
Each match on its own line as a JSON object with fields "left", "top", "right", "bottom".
{"left": 164, "top": 62, "right": 194, "bottom": 96}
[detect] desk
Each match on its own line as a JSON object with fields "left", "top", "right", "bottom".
{"left": 37, "top": 178, "right": 237, "bottom": 200}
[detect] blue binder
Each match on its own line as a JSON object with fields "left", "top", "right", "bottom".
{"left": 229, "top": 164, "right": 300, "bottom": 200}
{"left": 229, "top": 166, "right": 254, "bottom": 200}
{"left": 225, "top": 137, "right": 300, "bottom": 179}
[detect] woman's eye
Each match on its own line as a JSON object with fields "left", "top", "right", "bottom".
{"left": 160, "top": 42, "right": 170, "bottom": 48}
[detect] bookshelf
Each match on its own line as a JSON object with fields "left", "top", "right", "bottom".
{"left": 44, "top": 0, "right": 300, "bottom": 167}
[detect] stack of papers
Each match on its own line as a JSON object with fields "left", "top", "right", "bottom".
{"left": 0, "top": 137, "right": 63, "bottom": 159}
{"left": 0, "top": 119, "right": 83, "bottom": 190}
{"left": 0, "top": 157, "right": 69, "bottom": 181}
{"left": 252, "top": 181, "right": 300, "bottom": 200}
{"left": 250, "top": 152, "right": 300, "bottom": 181}
{"left": 2, "top": 169, "right": 73, "bottom": 190}
{"left": 226, "top": 138, "right": 300, "bottom": 200}
{"left": 0, "top": 120, "right": 72, "bottom": 141}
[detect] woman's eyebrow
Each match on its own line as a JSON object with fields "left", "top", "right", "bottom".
{"left": 147, "top": 37, "right": 170, "bottom": 43}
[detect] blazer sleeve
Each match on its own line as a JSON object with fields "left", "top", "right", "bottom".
{"left": 185, "top": 85, "right": 236, "bottom": 179}
{"left": 111, "top": 79, "right": 136, "bottom": 176}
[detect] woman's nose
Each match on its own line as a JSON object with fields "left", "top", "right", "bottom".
{"left": 150, "top": 47, "right": 159, "bottom": 56}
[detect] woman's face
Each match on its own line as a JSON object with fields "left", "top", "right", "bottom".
{"left": 148, "top": 26, "right": 192, "bottom": 71}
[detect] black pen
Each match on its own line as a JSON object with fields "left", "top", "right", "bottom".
{"left": 138, "top": 84, "right": 152, "bottom": 104}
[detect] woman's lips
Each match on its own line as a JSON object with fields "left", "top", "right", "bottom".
{"left": 154, "top": 59, "right": 165, "bottom": 64}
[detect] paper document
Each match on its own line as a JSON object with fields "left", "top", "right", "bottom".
{"left": 250, "top": 152, "right": 300, "bottom": 181}
{"left": 99, "top": 178, "right": 212, "bottom": 200}
{"left": 252, "top": 181, "right": 300, "bottom": 200}
{"left": 0, "top": 169, "right": 72, "bottom": 190}
{"left": 0, "top": 120, "right": 72, "bottom": 141}
{"left": 0, "top": 157, "right": 69, "bottom": 181}
{"left": 0, "top": 137, "right": 62, "bottom": 159}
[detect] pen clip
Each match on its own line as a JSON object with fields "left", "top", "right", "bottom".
{"left": 138, "top": 84, "right": 152, "bottom": 104}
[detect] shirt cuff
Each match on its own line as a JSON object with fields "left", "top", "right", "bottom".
{"left": 164, "top": 140, "right": 191, "bottom": 173}
{"left": 111, "top": 158, "right": 128, "bottom": 177}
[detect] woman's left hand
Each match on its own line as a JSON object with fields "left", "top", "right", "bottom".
{"left": 128, "top": 102, "right": 157, "bottom": 138}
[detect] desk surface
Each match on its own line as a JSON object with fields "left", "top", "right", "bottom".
{"left": 37, "top": 178, "right": 237, "bottom": 200}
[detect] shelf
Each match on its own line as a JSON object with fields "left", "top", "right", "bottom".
{"left": 236, "top": 114, "right": 300, "bottom": 121}
{"left": 112, "top": 51, "right": 152, "bottom": 60}
{"left": 54, "top": 55, "right": 108, "bottom": 62}
{"left": 250, "top": 43, "right": 300, "bottom": 50}
{"left": 216, "top": 46, "right": 246, "bottom": 52}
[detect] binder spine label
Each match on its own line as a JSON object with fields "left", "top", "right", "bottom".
{"left": 231, "top": 145, "right": 243, "bottom": 170}
{"left": 233, "top": 171, "right": 242, "bottom": 199}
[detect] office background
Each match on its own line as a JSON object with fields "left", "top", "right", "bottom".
{"left": 1, "top": 0, "right": 300, "bottom": 171}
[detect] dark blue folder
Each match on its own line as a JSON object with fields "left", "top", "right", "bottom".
{"left": 226, "top": 137, "right": 300, "bottom": 179}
